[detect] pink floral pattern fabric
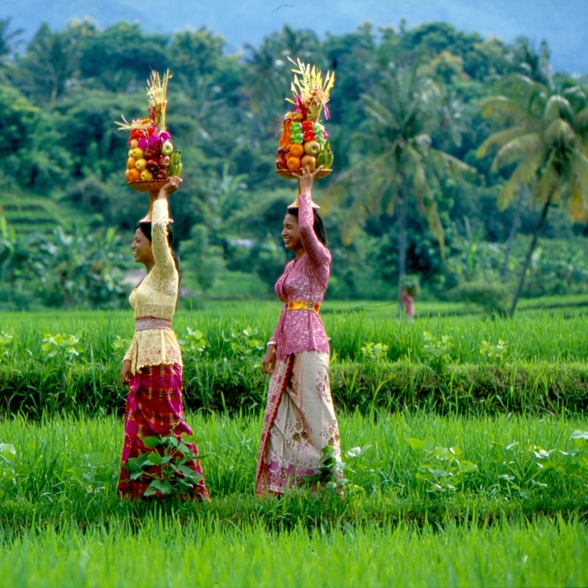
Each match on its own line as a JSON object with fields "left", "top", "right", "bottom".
{"left": 271, "top": 192, "right": 330, "bottom": 359}
{"left": 255, "top": 351, "right": 341, "bottom": 496}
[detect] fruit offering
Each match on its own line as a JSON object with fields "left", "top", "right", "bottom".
{"left": 116, "top": 70, "right": 183, "bottom": 186}
{"left": 276, "top": 58, "right": 335, "bottom": 176}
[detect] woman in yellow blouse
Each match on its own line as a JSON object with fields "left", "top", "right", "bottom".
{"left": 118, "top": 177, "right": 208, "bottom": 499}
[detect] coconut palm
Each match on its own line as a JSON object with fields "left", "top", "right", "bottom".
{"left": 0, "top": 18, "right": 23, "bottom": 64}
{"left": 477, "top": 75, "right": 588, "bottom": 315}
{"left": 326, "top": 62, "right": 473, "bottom": 300}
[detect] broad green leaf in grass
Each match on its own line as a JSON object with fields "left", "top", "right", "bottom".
{"left": 0, "top": 444, "right": 16, "bottom": 458}
{"left": 407, "top": 438, "right": 424, "bottom": 451}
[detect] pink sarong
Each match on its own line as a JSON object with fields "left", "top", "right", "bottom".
{"left": 255, "top": 351, "right": 341, "bottom": 496}
{"left": 117, "top": 363, "right": 209, "bottom": 500}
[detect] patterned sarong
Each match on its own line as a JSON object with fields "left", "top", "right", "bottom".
{"left": 117, "top": 363, "right": 209, "bottom": 500}
{"left": 255, "top": 350, "right": 341, "bottom": 496}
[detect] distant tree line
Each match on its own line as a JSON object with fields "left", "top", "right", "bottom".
{"left": 0, "top": 17, "right": 587, "bottom": 309}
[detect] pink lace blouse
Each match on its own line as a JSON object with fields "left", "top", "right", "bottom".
{"left": 270, "top": 192, "right": 331, "bottom": 359}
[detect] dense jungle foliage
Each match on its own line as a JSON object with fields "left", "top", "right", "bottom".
{"left": 1, "top": 17, "right": 588, "bottom": 309}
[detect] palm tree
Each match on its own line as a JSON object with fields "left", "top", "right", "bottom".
{"left": 326, "top": 62, "right": 473, "bottom": 300}
{"left": 0, "top": 18, "right": 23, "bottom": 64}
{"left": 494, "top": 39, "right": 552, "bottom": 282}
{"left": 477, "top": 75, "right": 588, "bottom": 315}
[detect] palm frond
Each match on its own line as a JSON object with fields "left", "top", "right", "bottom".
{"left": 492, "top": 133, "right": 543, "bottom": 171}
{"left": 476, "top": 127, "right": 525, "bottom": 158}
{"left": 497, "top": 160, "right": 536, "bottom": 210}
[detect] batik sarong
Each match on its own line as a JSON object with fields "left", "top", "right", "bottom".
{"left": 117, "top": 363, "right": 209, "bottom": 500}
{"left": 255, "top": 350, "right": 341, "bottom": 496}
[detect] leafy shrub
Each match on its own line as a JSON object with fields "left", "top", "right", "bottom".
{"left": 447, "top": 281, "right": 509, "bottom": 314}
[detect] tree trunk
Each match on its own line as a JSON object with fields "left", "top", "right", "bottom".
{"left": 397, "top": 180, "right": 408, "bottom": 313}
{"left": 508, "top": 197, "right": 551, "bottom": 317}
{"left": 502, "top": 188, "right": 524, "bottom": 283}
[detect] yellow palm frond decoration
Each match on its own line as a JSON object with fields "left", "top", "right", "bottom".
{"left": 115, "top": 69, "right": 172, "bottom": 131}
{"left": 286, "top": 57, "right": 335, "bottom": 122}
{"left": 146, "top": 69, "right": 172, "bottom": 129}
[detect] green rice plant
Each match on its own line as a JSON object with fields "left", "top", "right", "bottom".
{"left": 3, "top": 306, "right": 588, "bottom": 417}
{"left": 0, "top": 412, "right": 587, "bottom": 531}
{"left": 0, "top": 503, "right": 586, "bottom": 587}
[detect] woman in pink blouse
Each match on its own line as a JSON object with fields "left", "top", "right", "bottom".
{"left": 255, "top": 166, "right": 342, "bottom": 496}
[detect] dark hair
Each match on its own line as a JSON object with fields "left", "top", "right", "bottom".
{"left": 286, "top": 208, "right": 328, "bottom": 246}
{"left": 137, "top": 222, "right": 182, "bottom": 282}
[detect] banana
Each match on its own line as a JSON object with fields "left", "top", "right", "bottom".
{"left": 168, "top": 151, "right": 183, "bottom": 177}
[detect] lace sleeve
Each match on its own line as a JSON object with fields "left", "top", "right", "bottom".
{"left": 298, "top": 192, "right": 330, "bottom": 268}
{"left": 151, "top": 199, "right": 176, "bottom": 282}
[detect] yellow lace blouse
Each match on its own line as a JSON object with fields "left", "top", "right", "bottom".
{"left": 123, "top": 199, "right": 182, "bottom": 374}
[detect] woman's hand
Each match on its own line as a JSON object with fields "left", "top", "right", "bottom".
{"left": 262, "top": 344, "right": 277, "bottom": 374}
{"left": 121, "top": 360, "right": 132, "bottom": 384}
{"left": 158, "top": 176, "right": 182, "bottom": 199}
{"left": 294, "top": 165, "right": 323, "bottom": 197}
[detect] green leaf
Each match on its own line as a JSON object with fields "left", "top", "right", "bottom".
{"left": 407, "top": 438, "right": 424, "bottom": 451}
{"left": 0, "top": 444, "right": 16, "bottom": 458}
{"left": 142, "top": 436, "right": 163, "bottom": 449}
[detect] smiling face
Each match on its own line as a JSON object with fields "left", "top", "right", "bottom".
{"left": 131, "top": 227, "right": 154, "bottom": 267}
{"left": 282, "top": 212, "right": 302, "bottom": 252}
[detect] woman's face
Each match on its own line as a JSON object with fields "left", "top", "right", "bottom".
{"left": 131, "top": 228, "right": 154, "bottom": 266}
{"left": 282, "top": 213, "right": 302, "bottom": 251}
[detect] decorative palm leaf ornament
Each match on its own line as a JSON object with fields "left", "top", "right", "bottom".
{"left": 286, "top": 57, "right": 335, "bottom": 122}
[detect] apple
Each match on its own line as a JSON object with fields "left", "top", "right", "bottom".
{"left": 154, "top": 169, "right": 167, "bottom": 180}
{"left": 161, "top": 141, "right": 174, "bottom": 155}
{"left": 144, "top": 146, "right": 158, "bottom": 160}
{"left": 300, "top": 154, "right": 317, "bottom": 171}
{"left": 140, "top": 169, "right": 154, "bottom": 181}
{"left": 276, "top": 158, "right": 288, "bottom": 170}
{"left": 135, "top": 158, "right": 147, "bottom": 171}
{"left": 130, "top": 148, "right": 144, "bottom": 160}
{"left": 146, "top": 160, "right": 159, "bottom": 173}
{"left": 304, "top": 141, "right": 321, "bottom": 156}
{"left": 158, "top": 155, "right": 171, "bottom": 168}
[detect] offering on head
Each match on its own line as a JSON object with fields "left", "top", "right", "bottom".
{"left": 276, "top": 58, "right": 335, "bottom": 180}
{"left": 117, "top": 70, "right": 183, "bottom": 192}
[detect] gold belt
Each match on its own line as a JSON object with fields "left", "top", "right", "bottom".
{"left": 283, "top": 301, "right": 321, "bottom": 312}
{"left": 135, "top": 316, "right": 172, "bottom": 331}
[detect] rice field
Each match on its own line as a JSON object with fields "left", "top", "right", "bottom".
{"left": 0, "top": 412, "right": 587, "bottom": 587}
{"left": 1, "top": 300, "right": 588, "bottom": 586}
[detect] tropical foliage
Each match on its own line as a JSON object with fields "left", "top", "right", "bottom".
{"left": 0, "top": 17, "right": 587, "bottom": 307}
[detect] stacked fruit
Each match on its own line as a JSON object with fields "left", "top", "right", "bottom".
{"left": 276, "top": 118, "right": 333, "bottom": 172}
{"left": 125, "top": 125, "right": 182, "bottom": 184}
{"left": 276, "top": 58, "right": 335, "bottom": 174}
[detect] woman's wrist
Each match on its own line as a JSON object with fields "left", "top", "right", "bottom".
{"left": 266, "top": 341, "right": 277, "bottom": 348}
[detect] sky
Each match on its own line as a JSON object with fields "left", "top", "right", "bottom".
{"left": 4, "top": 0, "right": 587, "bottom": 73}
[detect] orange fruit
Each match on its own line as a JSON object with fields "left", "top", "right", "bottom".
{"left": 290, "top": 144, "right": 304, "bottom": 157}
{"left": 287, "top": 157, "right": 301, "bottom": 171}
{"left": 125, "top": 168, "right": 140, "bottom": 183}
{"left": 127, "top": 157, "right": 136, "bottom": 169}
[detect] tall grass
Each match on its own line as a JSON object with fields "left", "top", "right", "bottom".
{"left": 1, "top": 412, "right": 587, "bottom": 528}
{"left": 1, "top": 517, "right": 586, "bottom": 588}
{"left": 2, "top": 307, "right": 588, "bottom": 416}
{"left": 3, "top": 304, "right": 588, "bottom": 363}
{"left": 0, "top": 412, "right": 587, "bottom": 587}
